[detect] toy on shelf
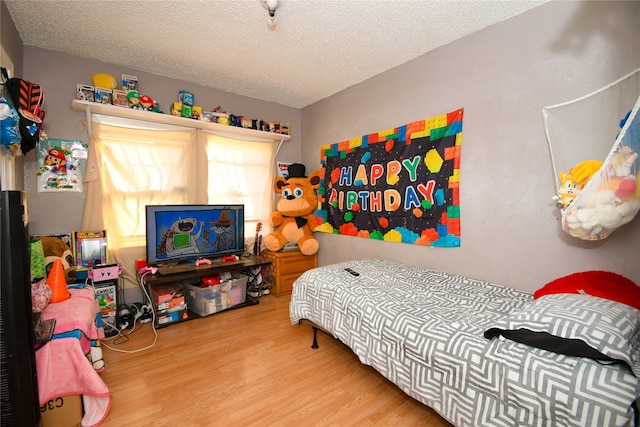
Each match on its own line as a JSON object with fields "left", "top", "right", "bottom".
{"left": 127, "top": 91, "right": 141, "bottom": 109}
{"left": 92, "top": 73, "right": 117, "bottom": 90}
{"left": 182, "top": 104, "right": 192, "bottom": 118}
{"left": 94, "top": 87, "right": 112, "bottom": 104}
{"left": 192, "top": 106, "right": 202, "bottom": 120}
{"left": 76, "top": 84, "right": 95, "bottom": 102}
{"left": 140, "top": 95, "right": 153, "bottom": 110}
{"left": 112, "top": 89, "right": 128, "bottom": 107}
{"left": 74, "top": 78, "right": 291, "bottom": 134}
{"left": 241, "top": 117, "right": 253, "bottom": 129}
{"left": 78, "top": 73, "right": 161, "bottom": 112}
{"left": 178, "top": 90, "right": 194, "bottom": 106}
{"left": 121, "top": 74, "right": 138, "bottom": 92}
{"left": 171, "top": 101, "right": 182, "bottom": 116}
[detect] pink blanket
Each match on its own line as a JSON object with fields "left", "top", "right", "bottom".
{"left": 37, "top": 285, "right": 112, "bottom": 426}
{"left": 41, "top": 287, "right": 105, "bottom": 341}
{"left": 36, "top": 339, "right": 112, "bottom": 427}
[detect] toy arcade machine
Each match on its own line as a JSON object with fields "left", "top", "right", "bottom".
{"left": 73, "top": 230, "right": 121, "bottom": 336}
{"left": 88, "top": 263, "right": 121, "bottom": 337}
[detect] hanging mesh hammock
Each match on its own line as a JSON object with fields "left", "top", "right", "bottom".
{"left": 543, "top": 68, "right": 640, "bottom": 240}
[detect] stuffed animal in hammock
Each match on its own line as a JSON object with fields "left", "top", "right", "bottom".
{"left": 554, "top": 159, "right": 603, "bottom": 209}
{"left": 263, "top": 163, "right": 322, "bottom": 256}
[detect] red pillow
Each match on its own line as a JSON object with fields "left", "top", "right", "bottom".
{"left": 534, "top": 271, "right": 640, "bottom": 310}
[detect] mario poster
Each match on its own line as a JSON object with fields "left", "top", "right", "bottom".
{"left": 36, "top": 138, "right": 88, "bottom": 192}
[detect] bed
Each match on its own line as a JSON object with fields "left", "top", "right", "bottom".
{"left": 289, "top": 259, "right": 640, "bottom": 427}
{"left": 36, "top": 285, "right": 112, "bottom": 427}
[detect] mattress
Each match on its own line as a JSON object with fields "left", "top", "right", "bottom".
{"left": 289, "top": 259, "right": 640, "bottom": 427}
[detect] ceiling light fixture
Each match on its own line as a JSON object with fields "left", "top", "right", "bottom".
{"left": 261, "top": 0, "right": 279, "bottom": 27}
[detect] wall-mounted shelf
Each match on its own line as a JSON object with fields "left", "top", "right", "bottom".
{"left": 71, "top": 99, "right": 291, "bottom": 143}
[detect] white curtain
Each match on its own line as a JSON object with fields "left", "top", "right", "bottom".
{"left": 200, "top": 131, "right": 277, "bottom": 241}
{"left": 83, "top": 117, "right": 275, "bottom": 290}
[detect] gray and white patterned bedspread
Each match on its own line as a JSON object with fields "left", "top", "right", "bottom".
{"left": 289, "top": 259, "right": 640, "bottom": 427}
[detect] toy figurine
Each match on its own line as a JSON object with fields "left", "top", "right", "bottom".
{"left": 140, "top": 95, "right": 153, "bottom": 111}
{"left": 127, "top": 91, "right": 141, "bottom": 109}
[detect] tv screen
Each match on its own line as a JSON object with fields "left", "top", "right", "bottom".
{"left": 145, "top": 204, "right": 245, "bottom": 266}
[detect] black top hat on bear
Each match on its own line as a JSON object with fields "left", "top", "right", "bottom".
{"left": 287, "top": 163, "right": 306, "bottom": 178}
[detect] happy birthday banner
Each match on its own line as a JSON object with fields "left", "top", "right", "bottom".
{"left": 315, "top": 108, "right": 463, "bottom": 247}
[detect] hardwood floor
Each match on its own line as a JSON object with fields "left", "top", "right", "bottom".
{"left": 98, "top": 294, "right": 453, "bottom": 426}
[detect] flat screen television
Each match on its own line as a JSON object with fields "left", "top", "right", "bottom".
{"left": 145, "top": 204, "right": 245, "bottom": 266}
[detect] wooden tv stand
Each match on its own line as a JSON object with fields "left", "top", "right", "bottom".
{"left": 143, "top": 255, "right": 270, "bottom": 286}
{"left": 141, "top": 255, "right": 271, "bottom": 327}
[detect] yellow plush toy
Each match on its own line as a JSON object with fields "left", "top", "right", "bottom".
{"left": 554, "top": 159, "right": 603, "bottom": 209}
{"left": 263, "top": 163, "right": 322, "bottom": 256}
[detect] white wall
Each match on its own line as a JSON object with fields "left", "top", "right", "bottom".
{"left": 301, "top": 1, "right": 640, "bottom": 291}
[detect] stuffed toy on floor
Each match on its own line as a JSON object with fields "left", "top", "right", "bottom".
{"left": 263, "top": 163, "right": 322, "bottom": 256}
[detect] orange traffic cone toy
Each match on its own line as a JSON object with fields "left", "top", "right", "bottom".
{"left": 47, "top": 258, "right": 70, "bottom": 303}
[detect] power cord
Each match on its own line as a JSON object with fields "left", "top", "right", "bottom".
{"left": 100, "top": 271, "right": 158, "bottom": 353}
{"left": 101, "top": 317, "right": 138, "bottom": 346}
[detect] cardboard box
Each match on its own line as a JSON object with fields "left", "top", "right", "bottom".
{"left": 181, "top": 104, "right": 192, "bottom": 118}
{"left": 157, "top": 305, "right": 188, "bottom": 325}
{"left": 216, "top": 113, "right": 230, "bottom": 125}
{"left": 112, "top": 89, "right": 129, "bottom": 107}
{"left": 178, "top": 89, "right": 194, "bottom": 106}
{"left": 151, "top": 284, "right": 185, "bottom": 311}
{"left": 121, "top": 74, "right": 138, "bottom": 91}
{"left": 76, "top": 84, "right": 94, "bottom": 102}
{"left": 94, "top": 87, "right": 112, "bottom": 104}
{"left": 40, "top": 394, "right": 83, "bottom": 427}
{"left": 94, "top": 282, "right": 117, "bottom": 320}
{"left": 192, "top": 105, "right": 202, "bottom": 120}
{"left": 170, "top": 101, "right": 182, "bottom": 116}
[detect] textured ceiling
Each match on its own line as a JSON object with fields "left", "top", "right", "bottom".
{"left": 5, "top": 0, "right": 548, "bottom": 108}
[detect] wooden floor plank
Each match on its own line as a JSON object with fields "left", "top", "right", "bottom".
{"left": 98, "top": 293, "right": 454, "bottom": 426}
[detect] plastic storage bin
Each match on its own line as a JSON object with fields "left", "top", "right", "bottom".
{"left": 185, "top": 273, "right": 248, "bottom": 317}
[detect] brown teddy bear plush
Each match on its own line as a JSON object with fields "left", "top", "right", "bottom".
{"left": 264, "top": 163, "right": 322, "bottom": 256}
{"left": 36, "top": 236, "right": 78, "bottom": 283}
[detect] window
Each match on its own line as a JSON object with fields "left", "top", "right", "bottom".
{"left": 202, "top": 131, "right": 276, "bottom": 235}
{"left": 83, "top": 116, "right": 276, "bottom": 288}
{"left": 0, "top": 151, "right": 16, "bottom": 190}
